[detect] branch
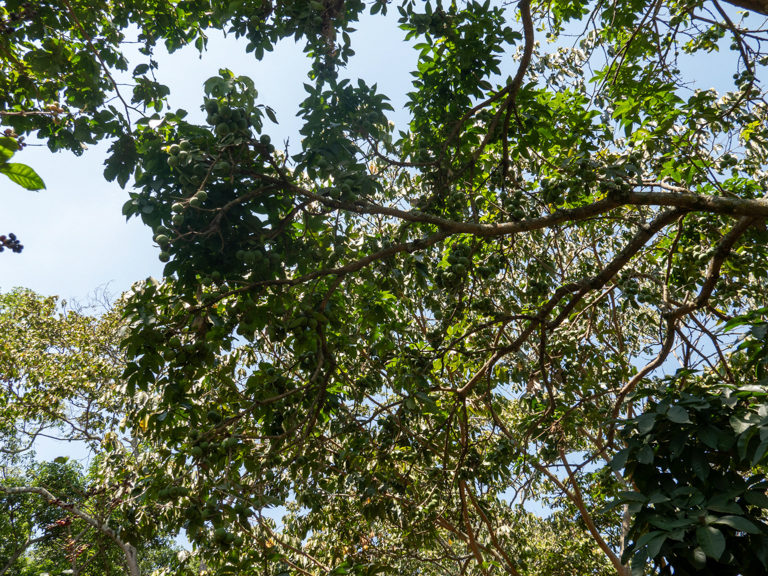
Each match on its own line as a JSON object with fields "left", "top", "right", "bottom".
{"left": 60, "top": 0, "right": 133, "bottom": 130}
{"left": 559, "top": 448, "right": 630, "bottom": 576}
{"left": 0, "top": 534, "right": 46, "bottom": 576}
{"left": 722, "top": 0, "right": 768, "bottom": 16}
{"left": 609, "top": 215, "right": 761, "bottom": 439}
{"left": 0, "top": 486, "right": 141, "bottom": 576}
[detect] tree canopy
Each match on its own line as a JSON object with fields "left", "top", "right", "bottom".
{"left": 3, "top": 0, "right": 768, "bottom": 574}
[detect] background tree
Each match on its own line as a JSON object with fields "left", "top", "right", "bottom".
{"left": 4, "top": 0, "right": 768, "bottom": 574}
{"left": 0, "top": 289, "right": 183, "bottom": 576}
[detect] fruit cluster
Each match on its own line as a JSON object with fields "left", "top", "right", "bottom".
{"left": 204, "top": 100, "right": 251, "bottom": 138}
{"left": 0, "top": 232, "right": 23, "bottom": 253}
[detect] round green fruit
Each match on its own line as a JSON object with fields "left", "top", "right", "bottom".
{"left": 155, "top": 234, "right": 170, "bottom": 246}
{"left": 159, "top": 251, "right": 171, "bottom": 263}
{"left": 189, "top": 196, "right": 202, "bottom": 208}
{"left": 260, "top": 134, "right": 271, "bottom": 145}
{"left": 171, "top": 202, "right": 185, "bottom": 213}
{"left": 215, "top": 123, "right": 230, "bottom": 137}
{"left": 172, "top": 213, "right": 184, "bottom": 226}
{"left": 195, "top": 190, "right": 208, "bottom": 201}
{"left": 168, "top": 144, "right": 181, "bottom": 156}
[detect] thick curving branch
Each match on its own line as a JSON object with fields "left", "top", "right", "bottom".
{"left": 722, "top": 0, "right": 768, "bottom": 16}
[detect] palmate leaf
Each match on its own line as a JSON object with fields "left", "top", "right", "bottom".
{"left": 0, "top": 162, "right": 45, "bottom": 191}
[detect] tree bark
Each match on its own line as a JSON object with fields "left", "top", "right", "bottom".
{"left": 723, "top": 0, "right": 768, "bottom": 16}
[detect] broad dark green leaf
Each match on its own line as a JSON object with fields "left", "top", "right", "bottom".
{"left": 696, "top": 526, "right": 725, "bottom": 560}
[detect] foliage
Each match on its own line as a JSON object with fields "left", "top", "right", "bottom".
{"left": 0, "top": 135, "right": 42, "bottom": 255}
{"left": 4, "top": 0, "right": 768, "bottom": 574}
{"left": 0, "top": 289, "right": 182, "bottom": 576}
{"left": 616, "top": 309, "right": 768, "bottom": 575}
{"left": 0, "top": 457, "right": 180, "bottom": 576}
{"left": 0, "top": 136, "right": 43, "bottom": 191}
{"left": 0, "top": 288, "right": 123, "bottom": 448}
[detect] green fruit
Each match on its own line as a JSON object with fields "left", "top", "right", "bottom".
{"left": 214, "top": 528, "right": 227, "bottom": 541}
{"left": 172, "top": 213, "right": 184, "bottom": 226}
{"left": 155, "top": 234, "right": 170, "bottom": 246}
{"left": 207, "top": 409, "right": 223, "bottom": 423}
{"left": 169, "top": 144, "right": 181, "bottom": 156}
{"left": 179, "top": 140, "right": 191, "bottom": 151}
{"left": 195, "top": 190, "right": 208, "bottom": 201}
{"left": 215, "top": 123, "right": 230, "bottom": 137}
{"left": 189, "top": 196, "right": 202, "bottom": 208}
{"left": 171, "top": 202, "right": 185, "bottom": 213}
{"left": 167, "top": 156, "right": 179, "bottom": 167}
{"left": 159, "top": 251, "right": 171, "bottom": 262}
{"left": 260, "top": 134, "right": 271, "bottom": 145}
{"left": 204, "top": 100, "right": 218, "bottom": 114}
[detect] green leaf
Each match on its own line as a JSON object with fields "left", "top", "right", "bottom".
{"left": 647, "top": 533, "right": 666, "bottom": 558}
{"left": 637, "top": 444, "right": 654, "bottom": 464}
{"left": 610, "top": 448, "right": 629, "bottom": 472}
{"left": 696, "top": 525, "right": 725, "bottom": 560}
{"left": 666, "top": 405, "right": 691, "bottom": 424}
{"left": 0, "top": 162, "right": 45, "bottom": 190}
{"left": 711, "top": 515, "right": 760, "bottom": 534}
{"left": 691, "top": 546, "right": 707, "bottom": 568}
{"left": 744, "top": 490, "right": 768, "bottom": 509}
{"left": 636, "top": 413, "right": 656, "bottom": 434}
{"left": 0, "top": 137, "right": 18, "bottom": 162}
{"left": 731, "top": 415, "right": 754, "bottom": 434}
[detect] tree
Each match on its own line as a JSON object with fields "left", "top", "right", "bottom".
{"left": 0, "top": 458, "right": 181, "bottom": 576}
{"left": 0, "top": 289, "right": 183, "bottom": 576}
{"left": 4, "top": 0, "right": 768, "bottom": 574}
